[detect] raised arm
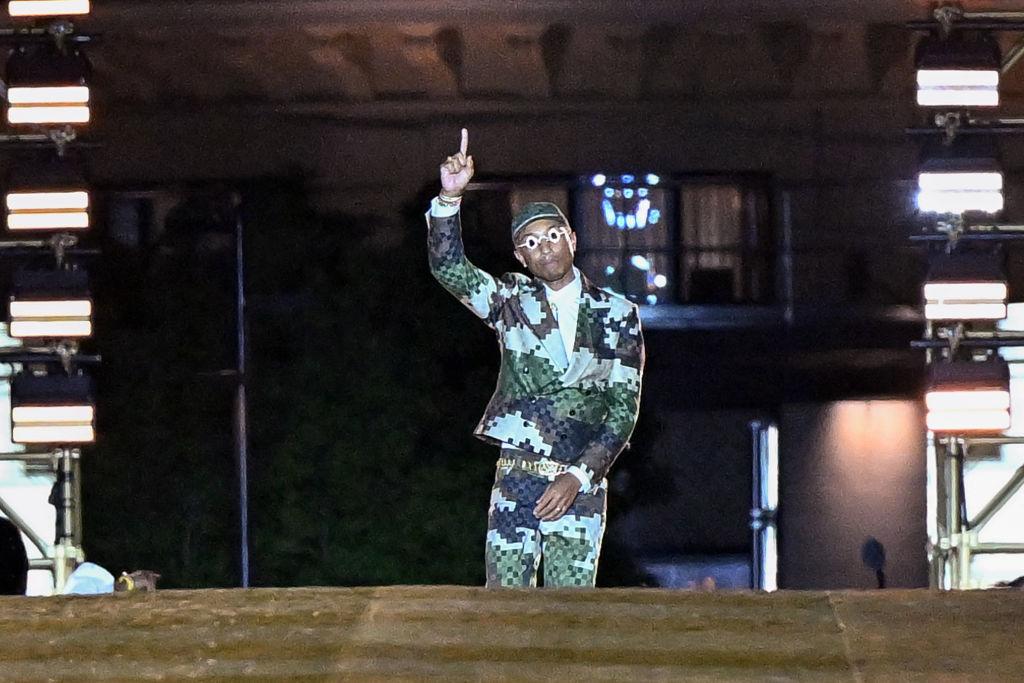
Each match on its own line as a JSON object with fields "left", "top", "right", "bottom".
{"left": 427, "top": 129, "right": 504, "bottom": 326}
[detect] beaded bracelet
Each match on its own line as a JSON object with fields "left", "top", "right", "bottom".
{"left": 437, "top": 193, "right": 463, "bottom": 207}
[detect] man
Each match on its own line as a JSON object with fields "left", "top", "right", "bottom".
{"left": 427, "top": 129, "right": 644, "bottom": 588}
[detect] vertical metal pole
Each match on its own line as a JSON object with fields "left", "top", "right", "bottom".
{"left": 53, "top": 447, "right": 79, "bottom": 592}
{"left": 947, "top": 439, "right": 963, "bottom": 588}
{"left": 234, "top": 192, "right": 250, "bottom": 588}
{"left": 927, "top": 436, "right": 946, "bottom": 589}
{"left": 750, "top": 421, "right": 764, "bottom": 590}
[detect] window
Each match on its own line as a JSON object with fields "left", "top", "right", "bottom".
{"left": 569, "top": 175, "right": 772, "bottom": 305}
{"left": 573, "top": 175, "right": 674, "bottom": 306}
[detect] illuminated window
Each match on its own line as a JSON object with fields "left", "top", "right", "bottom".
{"left": 572, "top": 175, "right": 771, "bottom": 304}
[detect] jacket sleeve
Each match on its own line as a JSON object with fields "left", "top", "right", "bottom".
{"left": 426, "top": 209, "right": 506, "bottom": 329}
{"left": 575, "top": 305, "right": 645, "bottom": 488}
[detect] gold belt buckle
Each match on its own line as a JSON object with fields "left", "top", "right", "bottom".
{"left": 497, "top": 456, "right": 565, "bottom": 478}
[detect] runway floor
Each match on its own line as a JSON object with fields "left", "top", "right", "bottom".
{"left": 0, "top": 586, "right": 1022, "bottom": 681}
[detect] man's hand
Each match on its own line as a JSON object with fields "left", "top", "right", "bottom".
{"left": 440, "top": 128, "right": 474, "bottom": 197}
{"left": 533, "top": 473, "right": 580, "bottom": 521}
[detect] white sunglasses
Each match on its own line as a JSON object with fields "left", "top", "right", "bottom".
{"left": 515, "top": 226, "right": 570, "bottom": 251}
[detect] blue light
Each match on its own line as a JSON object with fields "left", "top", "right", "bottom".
{"left": 616, "top": 214, "right": 626, "bottom": 229}
{"left": 638, "top": 188, "right": 648, "bottom": 198}
{"left": 625, "top": 214, "right": 636, "bottom": 229}
{"left": 605, "top": 265, "right": 616, "bottom": 276}
{"left": 603, "top": 187, "right": 615, "bottom": 198}
{"left": 631, "top": 255, "right": 651, "bottom": 271}
{"left": 623, "top": 188, "right": 634, "bottom": 199}
{"left": 646, "top": 294, "right": 658, "bottom": 305}
{"left": 621, "top": 174, "right": 635, "bottom": 185}
{"left": 649, "top": 209, "right": 661, "bottom": 224}
{"left": 645, "top": 174, "right": 661, "bottom": 186}
{"left": 635, "top": 199, "right": 650, "bottom": 228}
{"left": 591, "top": 174, "right": 607, "bottom": 187}
{"left": 602, "top": 199, "right": 616, "bottom": 226}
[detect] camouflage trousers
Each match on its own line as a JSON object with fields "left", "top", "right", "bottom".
{"left": 485, "top": 459, "right": 607, "bottom": 588}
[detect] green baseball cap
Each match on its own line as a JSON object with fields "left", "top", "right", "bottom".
{"left": 511, "top": 202, "right": 570, "bottom": 240}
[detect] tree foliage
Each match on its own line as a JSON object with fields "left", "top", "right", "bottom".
{"left": 85, "top": 180, "right": 498, "bottom": 587}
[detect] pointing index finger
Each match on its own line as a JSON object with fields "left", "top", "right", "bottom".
{"left": 460, "top": 128, "right": 469, "bottom": 156}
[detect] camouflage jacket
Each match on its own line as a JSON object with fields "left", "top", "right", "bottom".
{"left": 428, "top": 210, "right": 644, "bottom": 488}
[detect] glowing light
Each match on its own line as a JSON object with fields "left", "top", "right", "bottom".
{"left": 604, "top": 188, "right": 615, "bottom": 199}
{"left": 653, "top": 274, "right": 668, "bottom": 288}
{"left": 13, "top": 425, "right": 94, "bottom": 443}
{"left": 631, "top": 255, "right": 651, "bottom": 271}
{"left": 919, "top": 172, "right": 1002, "bottom": 191}
{"left": 591, "top": 174, "right": 606, "bottom": 187}
{"left": 7, "top": 105, "right": 90, "bottom": 125}
{"left": 925, "top": 303, "right": 1007, "bottom": 320}
{"left": 602, "top": 199, "right": 616, "bottom": 227}
{"left": 638, "top": 188, "right": 649, "bottom": 198}
{"left": 7, "top": 86, "right": 89, "bottom": 105}
{"left": 12, "top": 404, "right": 95, "bottom": 444}
{"left": 9, "top": 299, "right": 92, "bottom": 339}
{"left": 623, "top": 188, "right": 634, "bottom": 199}
{"left": 12, "top": 405, "right": 94, "bottom": 423}
{"left": 605, "top": 265, "right": 616, "bottom": 276}
{"left": 635, "top": 199, "right": 650, "bottom": 228}
{"left": 645, "top": 174, "right": 661, "bottom": 185}
{"left": 918, "top": 190, "right": 1003, "bottom": 215}
{"left": 926, "top": 410, "right": 1011, "bottom": 433}
{"left": 7, "top": 191, "right": 89, "bottom": 212}
{"left": 649, "top": 209, "right": 661, "bottom": 224}
{"left": 620, "top": 174, "right": 635, "bottom": 184}
{"left": 10, "top": 299, "right": 92, "bottom": 318}
{"left": 926, "top": 390, "right": 1010, "bottom": 412}
{"left": 924, "top": 282, "right": 1007, "bottom": 301}
{"left": 7, "top": 211, "right": 89, "bottom": 231}
{"left": 924, "top": 279, "right": 1007, "bottom": 321}
{"left": 625, "top": 214, "right": 636, "bottom": 229}
{"left": 616, "top": 215, "right": 626, "bottom": 229}
{"left": 918, "top": 172, "right": 1003, "bottom": 215}
{"left": 646, "top": 295, "right": 658, "bottom": 305}
{"left": 917, "top": 69, "right": 999, "bottom": 107}
{"left": 8, "top": 0, "right": 90, "bottom": 16}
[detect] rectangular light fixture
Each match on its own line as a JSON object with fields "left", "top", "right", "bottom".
{"left": 926, "top": 359, "right": 1011, "bottom": 434}
{"left": 6, "top": 85, "right": 90, "bottom": 125}
{"left": 915, "top": 33, "right": 1001, "bottom": 108}
{"left": 9, "top": 268, "right": 92, "bottom": 339}
{"left": 4, "top": 44, "right": 91, "bottom": 126}
{"left": 11, "top": 373, "right": 95, "bottom": 445}
{"left": 918, "top": 171, "right": 1003, "bottom": 214}
{"left": 10, "top": 300, "right": 92, "bottom": 338}
{"left": 924, "top": 252, "right": 1008, "bottom": 321}
{"left": 6, "top": 157, "right": 90, "bottom": 233}
{"left": 917, "top": 137, "right": 1003, "bottom": 216}
{"left": 6, "top": 190, "right": 90, "bottom": 231}
{"left": 917, "top": 69, "right": 999, "bottom": 108}
{"left": 8, "top": 0, "right": 90, "bottom": 16}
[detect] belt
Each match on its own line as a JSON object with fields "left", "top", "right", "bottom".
{"left": 496, "top": 455, "right": 569, "bottom": 478}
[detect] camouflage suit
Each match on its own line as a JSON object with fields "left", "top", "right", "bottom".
{"left": 427, "top": 207, "right": 645, "bottom": 587}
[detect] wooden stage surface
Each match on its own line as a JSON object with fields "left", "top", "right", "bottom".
{"left": 0, "top": 586, "right": 1022, "bottom": 681}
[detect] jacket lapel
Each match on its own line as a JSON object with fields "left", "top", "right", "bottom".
{"left": 560, "top": 275, "right": 612, "bottom": 384}
{"left": 519, "top": 278, "right": 567, "bottom": 369}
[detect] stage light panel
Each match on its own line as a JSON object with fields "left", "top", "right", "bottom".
{"left": 926, "top": 360, "right": 1011, "bottom": 434}
{"left": 11, "top": 373, "right": 95, "bottom": 444}
{"left": 924, "top": 253, "right": 1008, "bottom": 321}
{"left": 8, "top": 0, "right": 89, "bottom": 17}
